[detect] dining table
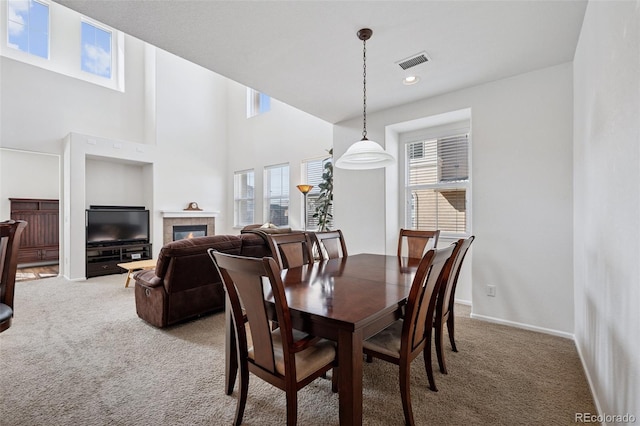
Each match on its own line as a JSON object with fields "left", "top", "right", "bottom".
{"left": 224, "top": 253, "right": 420, "bottom": 425}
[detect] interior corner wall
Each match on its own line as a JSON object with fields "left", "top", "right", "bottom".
{"left": 334, "top": 62, "right": 574, "bottom": 335}
{"left": 573, "top": 0, "right": 640, "bottom": 418}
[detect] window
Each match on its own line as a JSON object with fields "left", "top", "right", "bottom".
{"left": 405, "top": 132, "right": 470, "bottom": 235}
{"left": 264, "top": 164, "right": 289, "bottom": 227}
{"left": 303, "top": 156, "right": 333, "bottom": 230}
{"left": 246, "top": 88, "right": 271, "bottom": 118}
{"left": 234, "top": 169, "right": 255, "bottom": 227}
{"left": 81, "top": 20, "right": 112, "bottom": 78}
{"left": 7, "top": 0, "right": 49, "bottom": 59}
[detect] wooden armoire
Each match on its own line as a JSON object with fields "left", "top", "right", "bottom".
{"left": 9, "top": 198, "right": 59, "bottom": 265}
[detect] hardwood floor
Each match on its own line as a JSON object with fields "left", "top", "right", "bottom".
{"left": 16, "top": 264, "right": 59, "bottom": 281}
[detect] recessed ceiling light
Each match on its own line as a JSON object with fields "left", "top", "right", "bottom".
{"left": 403, "top": 75, "right": 420, "bottom": 85}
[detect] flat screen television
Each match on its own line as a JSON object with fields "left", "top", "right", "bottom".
{"left": 86, "top": 207, "right": 150, "bottom": 246}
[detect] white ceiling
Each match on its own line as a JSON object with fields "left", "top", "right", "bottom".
{"left": 54, "top": 0, "right": 587, "bottom": 124}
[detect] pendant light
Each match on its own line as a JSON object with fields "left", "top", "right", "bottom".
{"left": 335, "top": 28, "right": 395, "bottom": 170}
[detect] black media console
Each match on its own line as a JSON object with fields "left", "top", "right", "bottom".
{"left": 86, "top": 242, "right": 152, "bottom": 278}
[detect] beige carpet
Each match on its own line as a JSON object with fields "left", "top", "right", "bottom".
{"left": 0, "top": 274, "right": 596, "bottom": 425}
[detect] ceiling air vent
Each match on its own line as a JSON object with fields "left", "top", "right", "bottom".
{"left": 396, "top": 52, "right": 430, "bottom": 70}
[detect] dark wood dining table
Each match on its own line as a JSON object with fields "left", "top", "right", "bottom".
{"left": 224, "top": 253, "right": 420, "bottom": 425}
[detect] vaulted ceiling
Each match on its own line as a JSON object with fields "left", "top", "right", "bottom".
{"left": 54, "top": 0, "right": 587, "bottom": 124}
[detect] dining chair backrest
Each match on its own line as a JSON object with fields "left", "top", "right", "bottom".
{"left": 433, "top": 236, "right": 475, "bottom": 376}
{"left": 0, "top": 220, "right": 28, "bottom": 333}
{"left": 312, "top": 230, "right": 348, "bottom": 261}
{"left": 212, "top": 252, "right": 292, "bottom": 375}
{"left": 403, "top": 244, "right": 455, "bottom": 355}
{"left": 209, "top": 250, "right": 337, "bottom": 425}
{"left": 397, "top": 229, "right": 440, "bottom": 259}
{"left": 267, "top": 232, "right": 315, "bottom": 269}
{"left": 437, "top": 236, "right": 475, "bottom": 320}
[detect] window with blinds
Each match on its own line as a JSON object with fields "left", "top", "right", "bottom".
{"left": 405, "top": 132, "right": 469, "bottom": 235}
{"left": 264, "top": 164, "right": 289, "bottom": 226}
{"left": 234, "top": 169, "right": 255, "bottom": 227}
{"left": 303, "top": 157, "right": 333, "bottom": 230}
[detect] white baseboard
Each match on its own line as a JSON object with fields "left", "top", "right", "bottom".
{"left": 469, "top": 312, "right": 575, "bottom": 340}
{"left": 574, "top": 336, "right": 604, "bottom": 422}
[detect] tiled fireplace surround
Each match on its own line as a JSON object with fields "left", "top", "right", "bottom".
{"left": 161, "top": 212, "right": 216, "bottom": 245}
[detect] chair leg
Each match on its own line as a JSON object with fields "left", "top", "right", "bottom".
{"left": 285, "top": 390, "right": 298, "bottom": 426}
{"left": 399, "top": 362, "right": 415, "bottom": 426}
{"left": 423, "top": 342, "right": 438, "bottom": 392}
{"left": 234, "top": 357, "right": 249, "bottom": 426}
{"left": 366, "top": 353, "right": 373, "bottom": 363}
{"left": 435, "top": 318, "right": 448, "bottom": 375}
{"left": 447, "top": 314, "right": 458, "bottom": 352}
{"left": 331, "top": 367, "right": 339, "bottom": 393}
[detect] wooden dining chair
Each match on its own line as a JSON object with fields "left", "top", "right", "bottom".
{"left": 433, "top": 236, "right": 475, "bottom": 376}
{"left": 311, "top": 230, "right": 348, "bottom": 261}
{"left": 0, "top": 220, "right": 28, "bottom": 333}
{"left": 363, "top": 244, "right": 455, "bottom": 426}
{"left": 266, "top": 232, "right": 315, "bottom": 269}
{"left": 209, "top": 250, "right": 337, "bottom": 426}
{"left": 397, "top": 228, "right": 440, "bottom": 259}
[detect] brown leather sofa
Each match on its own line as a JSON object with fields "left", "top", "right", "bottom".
{"left": 133, "top": 233, "right": 272, "bottom": 328}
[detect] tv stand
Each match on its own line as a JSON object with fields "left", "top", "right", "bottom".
{"left": 86, "top": 242, "right": 152, "bottom": 278}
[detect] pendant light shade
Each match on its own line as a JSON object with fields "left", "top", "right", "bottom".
{"left": 336, "top": 28, "right": 395, "bottom": 170}
{"left": 335, "top": 139, "right": 395, "bottom": 169}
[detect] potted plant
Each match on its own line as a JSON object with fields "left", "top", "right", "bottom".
{"left": 313, "top": 149, "right": 333, "bottom": 231}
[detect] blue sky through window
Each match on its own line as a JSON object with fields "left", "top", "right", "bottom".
{"left": 81, "top": 21, "right": 112, "bottom": 78}
{"left": 7, "top": 0, "right": 49, "bottom": 59}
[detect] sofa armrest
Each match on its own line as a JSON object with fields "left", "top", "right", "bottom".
{"left": 133, "top": 269, "right": 163, "bottom": 288}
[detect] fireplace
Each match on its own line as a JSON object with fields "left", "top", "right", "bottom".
{"left": 161, "top": 211, "right": 217, "bottom": 245}
{"left": 173, "top": 224, "right": 207, "bottom": 241}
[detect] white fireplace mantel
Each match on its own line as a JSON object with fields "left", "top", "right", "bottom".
{"left": 161, "top": 210, "right": 219, "bottom": 218}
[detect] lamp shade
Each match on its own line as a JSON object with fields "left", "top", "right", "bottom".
{"left": 335, "top": 139, "right": 395, "bottom": 170}
{"left": 296, "top": 184, "right": 313, "bottom": 194}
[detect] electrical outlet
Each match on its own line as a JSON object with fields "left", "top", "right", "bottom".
{"left": 487, "top": 285, "right": 496, "bottom": 297}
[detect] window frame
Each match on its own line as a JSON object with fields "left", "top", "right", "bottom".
{"left": 233, "top": 169, "right": 255, "bottom": 228}
{"left": 401, "top": 122, "right": 471, "bottom": 238}
{"left": 80, "top": 18, "right": 113, "bottom": 79}
{"left": 246, "top": 88, "right": 271, "bottom": 118}
{"left": 1, "top": 1, "right": 125, "bottom": 91}
{"left": 302, "top": 156, "right": 333, "bottom": 231}
{"left": 264, "top": 163, "right": 290, "bottom": 227}
{"left": 6, "top": 0, "right": 50, "bottom": 59}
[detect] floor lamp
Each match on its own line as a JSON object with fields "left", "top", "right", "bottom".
{"left": 296, "top": 184, "right": 313, "bottom": 231}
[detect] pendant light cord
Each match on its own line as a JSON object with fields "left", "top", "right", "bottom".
{"left": 362, "top": 38, "right": 368, "bottom": 140}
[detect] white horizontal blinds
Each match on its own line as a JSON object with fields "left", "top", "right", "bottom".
{"left": 265, "top": 164, "right": 289, "bottom": 226}
{"left": 406, "top": 133, "right": 469, "bottom": 234}
{"left": 304, "top": 158, "right": 332, "bottom": 229}
{"left": 233, "top": 170, "right": 255, "bottom": 227}
{"left": 439, "top": 134, "right": 469, "bottom": 181}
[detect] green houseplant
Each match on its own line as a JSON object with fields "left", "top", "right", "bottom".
{"left": 313, "top": 149, "right": 333, "bottom": 231}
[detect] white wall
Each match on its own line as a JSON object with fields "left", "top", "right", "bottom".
{"left": 224, "top": 80, "right": 333, "bottom": 236}
{"left": 334, "top": 63, "right": 574, "bottom": 335}
{"left": 574, "top": 0, "right": 640, "bottom": 419}
{"left": 0, "top": 149, "right": 60, "bottom": 219}
{"left": 152, "top": 49, "right": 230, "bottom": 233}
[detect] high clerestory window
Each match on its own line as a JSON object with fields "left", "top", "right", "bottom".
{"left": 7, "top": 0, "right": 49, "bottom": 59}
{"left": 80, "top": 20, "right": 112, "bottom": 79}
{"left": 2, "top": 0, "right": 124, "bottom": 91}
{"left": 247, "top": 88, "right": 271, "bottom": 118}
